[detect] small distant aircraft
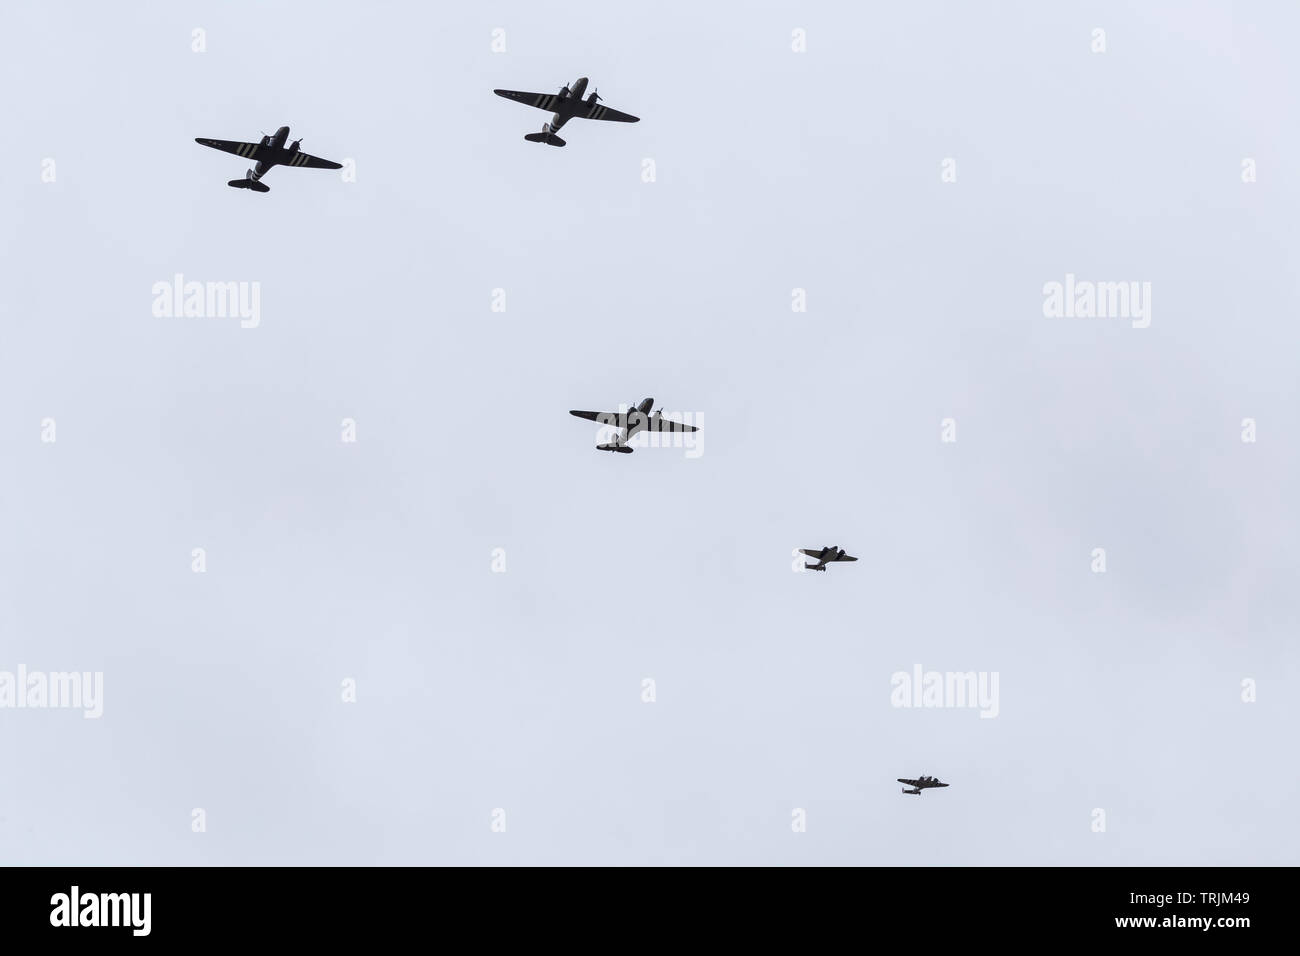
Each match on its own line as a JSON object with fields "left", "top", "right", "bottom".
{"left": 798, "top": 546, "right": 858, "bottom": 572}
{"left": 494, "top": 77, "right": 639, "bottom": 147}
{"left": 194, "top": 126, "right": 342, "bottom": 192}
{"left": 569, "top": 398, "right": 697, "bottom": 454}
{"left": 899, "top": 776, "right": 949, "bottom": 796}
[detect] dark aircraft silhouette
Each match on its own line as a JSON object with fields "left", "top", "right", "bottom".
{"left": 569, "top": 398, "right": 697, "bottom": 454}
{"left": 898, "top": 775, "right": 949, "bottom": 796}
{"left": 195, "top": 126, "right": 342, "bottom": 192}
{"left": 494, "top": 77, "right": 639, "bottom": 146}
{"left": 799, "top": 546, "right": 858, "bottom": 572}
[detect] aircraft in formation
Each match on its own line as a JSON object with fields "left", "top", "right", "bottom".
{"left": 898, "top": 776, "right": 949, "bottom": 796}
{"left": 192, "top": 103, "right": 947, "bottom": 802}
{"left": 494, "top": 77, "right": 639, "bottom": 146}
{"left": 799, "top": 546, "right": 858, "bottom": 572}
{"left": 569, "top": 398, "right": 697, "bottom": 454}
{"left": 194, "top": 126, "right": 342, "bottom": 192}
{"left": 194, "top": 77, "right": 633, "bottom": 197}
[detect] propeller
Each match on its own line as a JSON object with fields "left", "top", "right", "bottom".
{"left": 291, "top": 138, "right": 303, "bottom": 149}
{"left": 592, "top": 88, "right": 602, "bottom": 101}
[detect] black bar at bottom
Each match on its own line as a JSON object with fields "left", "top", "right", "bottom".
{"left": 0, "top": 866, "right": 1275, "bottom": 942}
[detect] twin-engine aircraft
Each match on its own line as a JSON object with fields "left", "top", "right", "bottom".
{"left": 494, "top": 77, "right": 639, "bottom": 146}
{"left": 799, "top": 546, "right": 858, "bottom": 572}
{"left": 569, "top": 398, "right": 697, "bottom": 454}
{"left": 898, "top": 775, "right": 949, "bottom": 796}
{"left": 195, "top": 126, "right": 342, "bottom": 192}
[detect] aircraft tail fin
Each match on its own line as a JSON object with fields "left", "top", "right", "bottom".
{"left": 524, "top": 131, "right": 566, "bottom": 147}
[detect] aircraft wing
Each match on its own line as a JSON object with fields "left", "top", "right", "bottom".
{"left": 652, "top": 417, "right": 697, "bottom": 432}
{"left": 798, "top": 550, "right": 825, "bottom": 559}
{"left": 276, "top": 149, "right": 343, "bottom": 170}
{"left": 580, "top": 102, "right": 639, "bottom": 123}
{"left": 569, "top": 410, "right": 619, "bottom": 424}
{"left": 834, "top": 553, "right": 858, "bottom": 562}
{"left": 494, "top": 89, "right": 564, "bottom": 112}
{"left": 570, "top": 411, "right": 695, "bottom": 442}
{"left": 625, "top": 415, "right": 697, "bottom": 440}
{"left": 897, "top": 779, "right": 922, "bottom": 788}
{"left": 195, "top": 138, "right": 267, "bottom": 161}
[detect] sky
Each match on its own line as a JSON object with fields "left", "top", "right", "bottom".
{"left": 0, "top": 1, "right": 1297, "bottom": 865}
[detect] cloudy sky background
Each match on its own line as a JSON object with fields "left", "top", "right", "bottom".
{"left": 1, "top": 1, "right": 1296, "bottom": 864}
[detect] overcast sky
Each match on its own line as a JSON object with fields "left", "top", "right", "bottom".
{"left": 1, "top": 1, "right": 1296, "bottom": 865}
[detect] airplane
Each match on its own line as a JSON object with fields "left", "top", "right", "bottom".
{"left": 194, "top": 126, "right": 342, "bottom": 192}
{"left": 569, "top": 398, "right": 697, "bottom": 454}
{"left": 898, "top": 775, "right": 949, "bottom": 796}
{"left": 798, "top": 546, "right": 858, "bottom": 572}
{"left": 493, "top": 77, "right": 639, "bottom": 146}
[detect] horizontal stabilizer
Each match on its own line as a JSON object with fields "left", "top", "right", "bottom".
{"left": 524, "top": 132, "right": 566, "bottom": 147}
{"left": 596, "top": 443, "right": 634, "bottom": 454}
{"left": 227, "top": 178, "right": 270, "bottom": 193}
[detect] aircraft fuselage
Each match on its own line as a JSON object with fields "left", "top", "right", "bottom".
{"left": 249, "top": 126, "right": 292, "bottom": 180}
{"left": 547, "top": 77, "right": 591, "bottom": 132}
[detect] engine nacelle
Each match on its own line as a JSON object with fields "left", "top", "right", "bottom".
{"left": 260, "top": 135, "right": 271, "bottom": 147}
{"left": 288, "top": 140, "right": 301, "bottom": 154}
